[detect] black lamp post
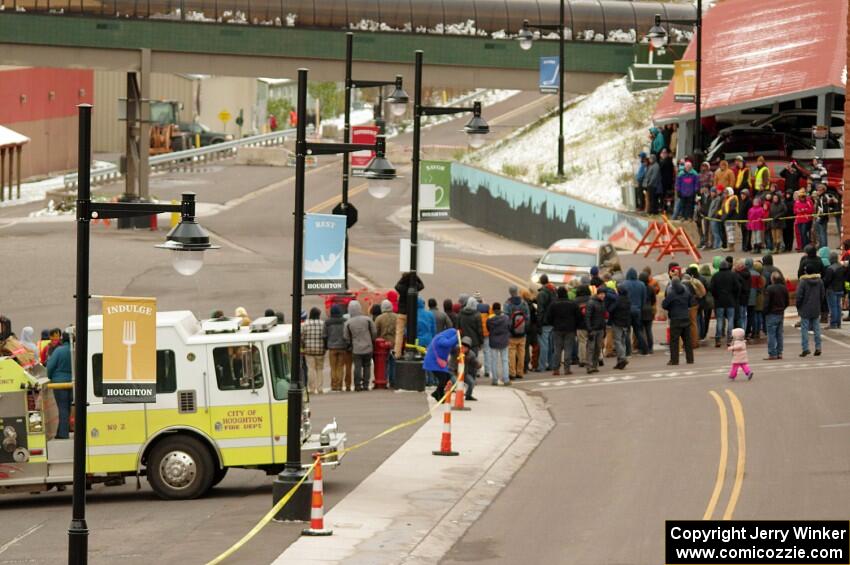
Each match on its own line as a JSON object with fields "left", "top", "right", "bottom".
{"left": 403, "top": 50, "right": 489, "bottom": 347}
{"left": 517, "top": 0, "right": 566, "bottom": 178}
{"left": 273, "top": 68, "right": 397, "bottom": 520}
{"left": 69, "top": 105, "right": 218, "bottom": 565}
{"left": 647, "top": 1, "right": 703, "bottom": 157}
{"left": 340, "top": 32, "right": 408, "bottom": 287}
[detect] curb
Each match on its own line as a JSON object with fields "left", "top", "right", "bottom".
{"left": 400, "top": 389, "right": 554, "bottom": 565}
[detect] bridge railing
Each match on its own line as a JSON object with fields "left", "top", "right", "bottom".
{"left": 63, "top": 126, "right": 305, "bottom": 190}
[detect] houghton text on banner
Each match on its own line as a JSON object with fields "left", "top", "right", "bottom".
{"left": 102, "top": 296, "right": 157, "bottom": 403}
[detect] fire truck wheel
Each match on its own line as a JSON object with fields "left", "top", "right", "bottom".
{"left": 211, "top": 466, "right": 229, "bottom": 487}
{"left": 148, "top": 436, "right": 214, "bottom": 500}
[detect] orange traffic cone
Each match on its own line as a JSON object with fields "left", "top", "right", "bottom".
{"left": 301, "top": 454, "right": 333, "bottom": 536}
{"left": 433, "top": 401, "right": 459, "bottom": 456}
{"left": 452, "top": 363, "right": 470, "bottom": 412}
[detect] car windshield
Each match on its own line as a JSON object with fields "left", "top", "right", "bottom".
{"left": 541, "top": 251, "right": 597, "bottom": 267}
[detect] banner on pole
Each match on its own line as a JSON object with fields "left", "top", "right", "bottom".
{"left": 673, "top": 60, "right": 697, "bottom": 103}
{"left": 351, "top": 125, "right": 379, "bottom": 174}
{"left": 102, "top": 296, "right": 157, "bottom": 403}
{"left": 304, "top": 213, "right": 347, "bottom": 294}
{"left": 539, "top": 56, "right": 560, "bottom": 94}
{"left": 419, "top": 160, "right": 452, "bottom": 221}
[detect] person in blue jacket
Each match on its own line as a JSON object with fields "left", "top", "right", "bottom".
{"left": 47, "top": 332, "right": 73, "bottom": 439}
{"left": 423, "top": 328, "right": 459, "bottom": 402}
{"left": 416, "top": 297, "right": 436, "bottom": 348}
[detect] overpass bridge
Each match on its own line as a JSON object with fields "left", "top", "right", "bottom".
{"left": 0, "top": 0, "right": 694, "bottom": 90}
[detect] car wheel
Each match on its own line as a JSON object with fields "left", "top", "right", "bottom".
{"left": 147, "top": 436, "right": 214, "bottom": 500}
{"left": 211, "top": 466, "right": 229, "bottom": 487}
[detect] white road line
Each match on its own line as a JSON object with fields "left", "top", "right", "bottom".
{"left": 820, "top": 333, "right": 850, "bottom": 349}
{"left": 820, "top": 422, "right": 850, "bottom": 429}
{"left": 0, "top": 522, "right": 45, "bottom": 555}
{"left": 529, "top": 362, "right": 850, "bottom": 393}
{"left": 621, "top": 376, "right": 636, "bottom": 381}
{"left": 555, "top": 380, "right": 567, "bottom": 386}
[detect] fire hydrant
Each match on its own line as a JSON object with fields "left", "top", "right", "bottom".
{"left": 373, "top": 338, "right": 392, "bottom": 389}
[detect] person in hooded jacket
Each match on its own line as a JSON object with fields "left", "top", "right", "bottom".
{"left": 767, "top": 193, "right": 786, "bottom": 252}
{"left": 764, "top": 270, "right": 789, "bottom": 360}
{"left": 546, "top": 286, "right": 580, "bottom": 375}
{"left": 416, "top": 298, "right": 436, "bottom": 348}
{"left": 375, "top": 300, "right": 398, "bottom": 388}
{"left": 429, "top": 298, "right": 453, "bottom": 333}
{"left": 743, "top": 258, "right": 763, "bottom": 340}
{"left": 608, "top": 286, "right": 631, "bottom": 370}
{"left": 393, "top": 272, "right": 424, "bottom": 357}
{"left": 18, "top": 326, "right": 37, "bottom": 357}
{"left": 638, "top": 271, "right": 657, "bottom": 353}
{"left": 325, "top": 305, "right": 351, "bottom": 391}
{"left": 796, "top": 263, "right": 826, "bottom": 356}
{"left": 645, "top": 154, "right": 663, "bottom": 214}
{"left": 504, "top": 286, "right": 531, "bottom": 379}
{"left": 424, "top": 328, "right": 461, "bottom": 402}
{"left": 458, "top": 297, "right": 484, "bottom": 353}
{"left": 710, "top": 260, "right": 741, "bottom": 346}
{"left": 584, "top": 287, "right": 607, "bottom": 374}
{"left": 344, "top": 300, "right": 377, "bottom": 391}
{"left": 522, "top": 288, "right": 540, "bottom": 373}
{"left": 821, "top": 251, "right": 847, "bottom": 329}
{"left": 797, "top": 245, "right": 824, "bottom": 279}
{"left": 663, "top": 278, "right": 695, "bottom": 365}
{"left": 793, "top": 191, "right": 814, "bottom": 251}
{"left": 761, "top": 254, "right": 781, "bottom": 285}
{"left": 536, "top": 274, "right": 557, "bottom": 372}
{"left": 732, "top": 259, "right": 751, "bottom": 331}
{"left": 620, "top": 268, "right": 648, "bottom": 355}
{"left": 649, "top": 126, "right": 665, "bottom": 156}
{"left": 486, "top": 303, "right": 511, "bottom": 385}
{"left": 674, "top": 160, "right": 699, "bottom": 220}
{"left": 47, "top": 332, "right": 73, "bottom": 438}
{"left": 659, "top": 148, "right": 676, "bottom": 214}
{"left": 444, "top": 298, "right": 458, "bottom": 328}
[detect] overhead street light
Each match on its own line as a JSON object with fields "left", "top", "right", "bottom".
{"left": 69, "top": 105, "right": 217, "bottom": 565}
{"left": 273, "top": 67, "right": 397, "bottom": 521}
{"left": 648, "top": 3, "right": 703, "bottom": 156}
{"left": 404, "top": 49, "right": 489, "bottom": 346}
{"left": 515, "top": 2, "right": 567, "bottom": 178}
{"left": 341, "top": 32, "right": 409, "bottom": 287}
{"left": 362, "top": 136, "right": 397, "bottom": 199}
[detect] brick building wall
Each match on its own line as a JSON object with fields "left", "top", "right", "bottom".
{"left": 845, "top": 8, "right": 850, "bottom": 241}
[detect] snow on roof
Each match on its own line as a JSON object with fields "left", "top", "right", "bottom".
{"left": 0, "top": 125, "right": 29, "bottom": 149}
{"left": 653, "top": 0, "right": 847, "bottom": 124}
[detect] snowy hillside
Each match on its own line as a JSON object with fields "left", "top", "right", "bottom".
{"left": 469, "top": 78, "right": 663, "bottom": 210}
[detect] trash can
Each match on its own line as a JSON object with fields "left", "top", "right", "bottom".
{"left": 373, "top": 338, "right": 392, "bottom": 389}
{"left": 394, "top": 357, "right": 425, "bottom": 391}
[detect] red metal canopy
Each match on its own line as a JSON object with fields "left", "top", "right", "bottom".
{"left": 653, "top": 0, "right": 847, "bottom": 124}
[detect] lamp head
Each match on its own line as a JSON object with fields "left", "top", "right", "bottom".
{"left": 647, "top": 15, "right": 668, "bottom": 49}
{"left": 517, "top": 20, "right": 534, "bottom": 50}
{"left": 155, "top": 192, "right": 219, "bottom": 276}
{"left": 464, "top": 102, "right": 489, "bottom": 149}
{"left": 386, "top": 75, "right": 409, "bottom": 117}
{"left": 364, "top": 136, "right": 397, "bottom": 199}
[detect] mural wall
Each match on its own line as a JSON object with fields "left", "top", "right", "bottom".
{"left": 450, "top": 163, "right": 649, "bottom": 250}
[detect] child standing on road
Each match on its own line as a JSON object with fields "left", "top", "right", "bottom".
{"left": 727, "top": 328, "right": 753, "bottom": 381}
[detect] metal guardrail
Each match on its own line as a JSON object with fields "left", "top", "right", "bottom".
{"left": 63, "top": 126, "right": 302, "bottom": 190}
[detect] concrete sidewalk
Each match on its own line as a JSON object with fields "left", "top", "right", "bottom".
{"left": 272, "top": 386, "right": 553, "bottom": 565}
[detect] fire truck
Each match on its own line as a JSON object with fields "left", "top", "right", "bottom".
{"left": 0, "top": 312, "right": 344, "bottom": 500}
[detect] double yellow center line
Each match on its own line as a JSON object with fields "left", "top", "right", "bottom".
{"left": 704, "top": 389, "right": 746, "bottom": 520}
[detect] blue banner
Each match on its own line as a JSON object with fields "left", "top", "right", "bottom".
{"left": 304, "top": 213, "right": 347, "bottom": 294}
{"left": 539, "top": 56, "right": 560, "bottom": 94}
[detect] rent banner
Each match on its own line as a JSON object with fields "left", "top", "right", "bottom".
{"left": 350, "top": 125, "right": 379, "bottom": 173}
{"left": 304, "top": 213, "right": 347, "bottom": 294}
{"left": 102, "top": 296, "right": 156, "bottom": 403}
{"left": 673, "top": 60, "right": 697, "bottom": 103}
{"left": 539, "top": 56, "right": 560, "bottom": 94}
{"left": 419, "top": 160, "right": 452, "bottom": 221}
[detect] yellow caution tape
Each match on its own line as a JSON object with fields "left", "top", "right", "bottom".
{"left": 206, "top": 364, "right": 462, "bottom": 565}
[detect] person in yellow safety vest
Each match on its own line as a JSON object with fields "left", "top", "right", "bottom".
{"left": 733, "top": 155, "right": 752, "bottom": 192}
{"left": 720, "top": 187, "right": 740, "bottom": 252}
{"left": 753, "top": 155, "right": 771, "bottom": 192}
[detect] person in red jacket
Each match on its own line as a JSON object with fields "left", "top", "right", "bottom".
{"left": 793, "top": 190, "right": 814, "bottom": 251}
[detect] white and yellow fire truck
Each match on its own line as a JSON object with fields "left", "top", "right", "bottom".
{"left": 0, "top": 312, "right": 344, "bottom": 499}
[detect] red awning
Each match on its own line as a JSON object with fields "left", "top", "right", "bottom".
{"left": 653, "top": 0, "right": 847, "bottom": 124}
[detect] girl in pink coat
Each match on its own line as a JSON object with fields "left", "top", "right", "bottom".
{"left": 746, "top": 197, "right": 767, "bottom": 253}
{"left": 727, "top": 327, "right": 753, "bottom": 380}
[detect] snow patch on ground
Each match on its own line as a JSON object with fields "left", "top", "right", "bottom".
{"left": 0, "top": 161, "right": 114, "bottom": 209}
{"left": 471, "top": 78, "right": 662, "bottom": 210}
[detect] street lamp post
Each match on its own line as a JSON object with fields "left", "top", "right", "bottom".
{"left": 340, "top": 32, "right": 408, "bottom": 286}
{"left": 404, "top": 50, "right": 489, "bottom": 347}
{"left": 69, "top": 105, "right": 218, "bottom": 565}
{"left": 648, "top": 0, "right": 703, "bottom": 157}
{"left": 273, "top": 68, "right": 397, "bottom": 520}
{"left": 517, "top": 0, "right": 566, "bottom": 178}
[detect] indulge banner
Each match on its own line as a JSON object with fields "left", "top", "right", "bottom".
{"left": 102, "top": 296, "right": 156, "bottom": 403}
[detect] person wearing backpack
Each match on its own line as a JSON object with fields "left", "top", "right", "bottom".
{"left": 503, "top": 285, "right": 530, "bottom": 380}
{"left": 536, "top": 275, "right": 557, "bottom": 372}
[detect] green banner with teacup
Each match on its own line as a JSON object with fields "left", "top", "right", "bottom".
{"left": 419, "top": 160, "right": 451, "bottom": 221}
